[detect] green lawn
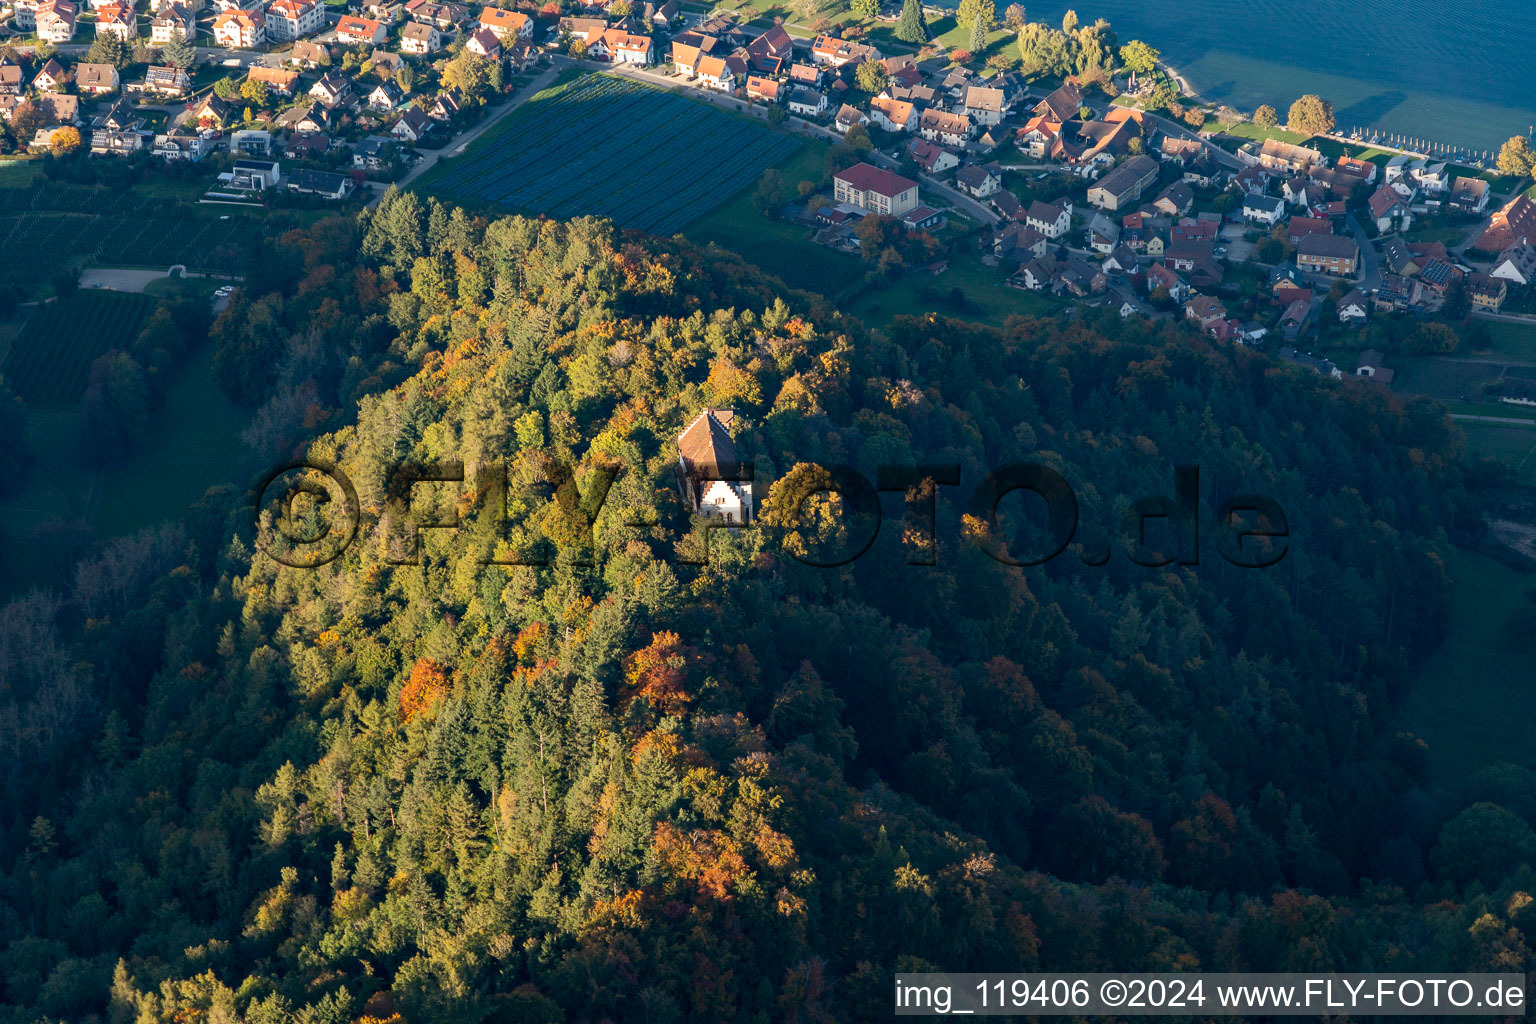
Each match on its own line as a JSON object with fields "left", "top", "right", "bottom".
{"left": 1400, "top": 548, "right": 1536, "bottom": 780}
{"left": 1205, "top": 121, "right": 1310, "bottom": 148}
{"left": 1459, "top": 420, "right": 1536, "bottom": 467}
{"left": 1444, "top": 400, "right": 1536, "bottom": 421}
{"left": 1467, "top": 321, "right": 1536, "bottom": 363}
{"left": 1391, "top": 358, "right": 1502, "bottom": 402}
{"left": 841, "top": 244, "right": 1065, "bottom": 325}
{"left": 0, "top": 336, "right": 251, "bottom": 599}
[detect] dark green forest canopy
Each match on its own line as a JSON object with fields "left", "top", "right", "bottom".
{"left": 1, "top": 188, "right": 1531, "bottom": 1024}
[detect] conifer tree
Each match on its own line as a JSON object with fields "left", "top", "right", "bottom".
{"left": 894, "top": 0, "right": 928, "bottom": 43}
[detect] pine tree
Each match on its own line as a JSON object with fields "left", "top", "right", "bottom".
{"left": 162, "top": 30, "right": 195, "bottom": 70}
{"left": 894, "top": 0, "right": 928, "bottom": 43}
{"left": 968, "top": 8, "right": 989, "bottom": 54}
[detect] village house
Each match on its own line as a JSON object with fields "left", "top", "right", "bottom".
{"left": 36, "top": 2, "right": 77, "bottom": 43}
{"left": 76, "top": 62, "right": 119, "bottom": 95}
{"left": 276, "top": 101, "right": 330, "bottom": 133}
{"left": 693, "top": 55, "right": 739, "bottom": 92}
{"left": 465, "top": 28, "right": 500, "bottom": 58}
{"left": 248, "top": 65, "right": 300, "bottom": 94}
{"left": 963, "top": 85, "right": 1007, "bottom": 126}
{"left": 1152, "top": 181, "right": 1193, "bottom": 218}
{"left": 809, "top": 34, "right": 879, "bottom": 66}
{"left": 1450, "top": 176, "right": 1490, "bottom": 214}
{"left": 868, "top": 96, "right": 914, "bottom": 133}
{"left": 361, "top": 0, "right": 401, "bottom": 22}
{"left": 1014, "top": 116, "right": 1062, "bottom": 160}
{"left": 1054, "top": 258, "right": 1107, "bottom": 297}
{"left": 33, "top": 59, "right": 66, "bottom": 92}
{"left": 955, "top": 163, "right": 1001, "bottom": 199}
{"left": 477, "top": 6, "right": 530, "bottom": 40}
{"left": 1468, "top": 272, "right": 1508, "bottom": 312}
{"left": 368, "top": 80, "right": 404, "bottom": 112}
{"left": 834, "top": 104, "right": 868, "bottom": 134}
{"left": 994, "top": 222, "right": 1047, "bottom": 260}
{"left": 0, "top": 64, "right": 22, "bottom": 97}
{"left": 93, "top": 5, "right": 135, "bottom": 40}
{"left": 427, "top": 90, "right": 460, "bottom": 122}
{"left": 1491, "top": 242, "right": 1536, "bottom": 288}
{"left": 1025, "top": 198, "right": 1071, "bottom": 239}
{"left": 1103, "top": 243, "right": 1138, "bottom": 276}
{"left": 1287, "top": 216, "right": 1332, "bottom": 246}
{"left": 1086, "top": 155, "right": 1158, "bottom": 211}
{"left": 390, "top": 20, "right": 439, "bottom": 52}
{"left": 336, "top": 15, "right": 387, "bottom": 45}
{"left": 150, "top": 3, "right": 195, "bottom": 42}
{"left": 745, "top": 77, "right": 781, "bottom": 103}
{"left": 1011, "top": 255, "right": 1058, "bottom": 291}
{"left": 1337, "top": 289, "right": 1370, "bottom": 324}
{"left": 287, "top": 41, "right": 331, "bottom": 67}
{"left": 743, "top": 24, "right": 793, "bottom": 75}
{"left": 1296, "top": 234, "right": 1359, "bottom": 276}
{"left": 1368, "top": 183, "right": 1412, "bottom": 233}
{"left": 1355, "top": 349, "right": 1393, "bottom": 382}
{"left": 1185, "top": 294, "right": 1228, "bottom": 330}
{"left": 1475, "top": 195, "right": 1536, "bottom": 253}
{"left": 1086, "top": 211, "right": 1119, "bottom": 253}
{"left": 405, "top": 0, "right": 469, "bottom": 29}
{"left": 391, "top": 106, "right": 431, "bottom": 143}
{"left": 677, "top": 409, "right": 752, "bottom": 523}
{"left": 919, "top": 108, "right": 971, "bottom": 148}
{"left": 266, "top": 0, "right": 322, "bottom": 39}
{"left": 140, "top": 65, "right": 191, "bottom": 97}
{"left": 595, "top": 29, "right": 653, "bottom": 64}
{"left": 908, "top": 137, "right": 958, "bottom": 175}
{"left": 834, "top": 162, "right": 919, "bottom": 217}
{"left": 1279, "top": 347, "right": 1342, "bottom": 378}
{"left": 787, "top": 86, "right": 827, "bottom": 118}
{"left": 231, "top": 128, "right": 273, "bottom": 156}
{"left": 1242, "top": 192, "right": 1285, "bottom": 225}
{"left": 153, "top": 127, "right": 211, "bottom": 161}
{"left": 1279, "top": 299, "right": 1313, "bottom": 340}
{"left": 310, "top": 72, "right": 355, "bottom": 108}
{"left": 212, "top": 8, "right": 265, "bottom": 46}
{"left": 353, "top": 135, "right": 397, "bottom": 171}
{"left": 1033, "top": 79, "right": 1082, "bottom": 123}
{"left": 287, "top": 168, "right": 356, "bottom": 200}
{"left": 1251, "top": 138, "right": 1324, "bottom": 175}
{"left": 189, "top": 92, "right": 233, "bottom": 128}
{"left": 90, "top": 99, "right": 146, "bottom": 156}
{"left": 283, "top": 132, "right": 330, "bottom": 159}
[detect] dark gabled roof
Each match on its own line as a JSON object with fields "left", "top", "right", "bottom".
{"left": 677, "top": 409, "right": 739, "bottom": 473}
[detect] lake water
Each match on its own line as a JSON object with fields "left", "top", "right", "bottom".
{"left": 1024, "top": 0, "right": 1536, "bottom": 152}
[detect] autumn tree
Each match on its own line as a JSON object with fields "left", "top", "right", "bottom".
{"left": 1117, "top": 39, "right": 1158, "bottom": 75}
{"left": 1497, "top": 135, "right": 1535, "bottom": 177}
{"left": 854, "top": 58, "right": 888, "bottom": 94}
{"left": 1003, "top": 2, "right": 1026, "bottom": 30}
{"left": 1253, "top": 103, "right": 1278, "bottom": 127}
{"left": 48, "top": 125, "right": 81, "bottom": 156}
{"left": 1286, "top": 93, "right": 1335, "bottom": 136}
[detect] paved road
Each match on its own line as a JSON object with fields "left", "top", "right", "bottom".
{"left": 380, "top": 58, "right": 568, "bottom": 205}
{"left": 1449, "top": 413, "right": 1536, "bottom": 426}
{"left": 79, "top": 268, "right": 175, "bottom": 292}
{"left": 1344, "top": 213, "right": 1381, "bottom": 292}
{"left": 1473, "top": 309, "right": 1536, "bottom": 325}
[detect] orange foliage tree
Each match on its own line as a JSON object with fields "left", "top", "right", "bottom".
{"left": 398, "top": 658, "right": 449, "bottom": 722}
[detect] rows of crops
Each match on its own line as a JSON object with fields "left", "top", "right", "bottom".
{"left": 427, "top": 75, "right": 801, "bottom": 236}
{"left": 4, "top": 291, "right": 158, "bottom": 404}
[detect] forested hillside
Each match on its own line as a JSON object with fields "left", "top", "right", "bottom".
{"left": 1, "top": 188, "right": 1532, "bottom": 1024}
